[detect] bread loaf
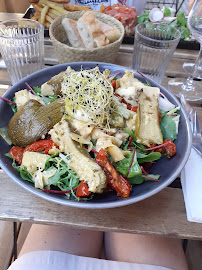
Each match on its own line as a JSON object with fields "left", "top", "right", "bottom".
{"left": 62, "top": 18, "right": 84, "bottom": 48}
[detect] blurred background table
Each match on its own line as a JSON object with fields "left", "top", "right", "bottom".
{"left": 0, "top": 11, "right": 202, "bottom": 270}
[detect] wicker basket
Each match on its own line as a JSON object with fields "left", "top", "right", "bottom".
{"left": 49, "top": 11, "right": 124, "bottom": 64}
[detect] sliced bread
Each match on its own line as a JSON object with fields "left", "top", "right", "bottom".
{"left": 62, "top": 18, "right": 84, "bottom": 48}
{"left": 99, "top": 21, "right": 120, "bottom": 43}
{"left": 77, "top": 11, "right": 109, "bottom": 48}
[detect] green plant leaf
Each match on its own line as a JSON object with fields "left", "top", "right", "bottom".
{"left": 164, "top": 8, "right": 171, "bottom": 17}
{"left": 138, "top": 10, "right": 150, "bottom": 24}
{"left": 12, "top": 162, "right": 33, "bottom": 182}
{"left": 42, "top": 95, "right": 58, "bottom": 104}
{"left": 129, "top": 174, "right": 160, "bottom": 185}
{"left": 32, "top": 86, "right": 41, "bottom": 94}
{"left": 114, "top": 151, "right": 142, "bottom": 178}
{"left": 9, "top": 96, "right": 17, "bottom": 113}
{"left": 180, "top": 26, "right": 191, "bottom": 40}
{"left": 177, "top": 11, "right": 187, "bottom": 27}
{"left": 48, "top": 168, "right": 60, "bottom": 185}
{"left": 160, "top": 114, "right": 177, "bottom": 141}
{"left": 136, "top": 152, "right": 161, "bottom": 163}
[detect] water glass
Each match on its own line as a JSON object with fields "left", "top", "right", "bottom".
{"left": 132, "top": 23, "right": 181, "bottom": 84}
{"left": 0, "top": 19, "right": 44, "bottom": 85}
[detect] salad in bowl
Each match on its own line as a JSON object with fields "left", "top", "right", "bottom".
{"left": 0, "top": 62, "right": 191, "bottom": 208}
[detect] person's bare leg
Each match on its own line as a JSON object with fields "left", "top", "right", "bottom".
{"left": 105, "top": 232, "right": 188, "bottom": 270}
{"left": 19, "top": 224, "right": 103, "bottom": 258}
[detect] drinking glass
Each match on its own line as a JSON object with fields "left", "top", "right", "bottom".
{"left": 0, "top": 19, "right": 44, "bottom": 85}
{"left": 132, "top": 22, "right": 181, "bottom": 84}
{"left": 168, "top": 0, "right": 202, "bottom": 101}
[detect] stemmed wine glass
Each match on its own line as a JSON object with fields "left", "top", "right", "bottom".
{"left": 183, "top": 60, "right": 202, "bottom": 79}
{"left": 168, "top": 0, "right": 202, "bottom": 101}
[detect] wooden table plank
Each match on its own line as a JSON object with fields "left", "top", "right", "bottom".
{"left": 0, "top": 170, "right": 202, "bottom": 240}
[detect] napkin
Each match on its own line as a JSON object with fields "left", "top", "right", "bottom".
{"left": 181, "top": 148, "right": 202, "bottom": 223}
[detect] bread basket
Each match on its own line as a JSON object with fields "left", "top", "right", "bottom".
{"left": 49, "top": 11, "right": 124, "bottom": 64}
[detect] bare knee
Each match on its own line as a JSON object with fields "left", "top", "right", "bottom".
{"left": 105, "top": 232, "right": 188, "bottom": 270}
{"left": 20, "top": 224, "right": 104, "bottom": 258}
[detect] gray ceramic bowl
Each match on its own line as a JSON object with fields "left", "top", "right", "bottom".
{"left": 0, "top": 62, "right": 192, "bottom": 209}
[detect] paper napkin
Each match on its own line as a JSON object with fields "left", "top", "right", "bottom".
{"left": 181, "top": 148, "right": 202, "bottom": 223}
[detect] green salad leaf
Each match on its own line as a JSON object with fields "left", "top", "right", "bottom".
{"left": 47, "top": 167, "right": 60, "bottom": 185}
{"left": 180, "top": 25, "right": 192, "bottom": 41}
{"left": 136, "top": 152, "right": 161, "bottom": 163}
{"left": 137, "top": 10, "right": 150, "bottom": 24}
{"left": 176, "top": 12, "right": 191, "bottom": 41}
{"left": 12, "top": 161, "right": 33, "bottom": 182}
{"left": 4, "top": 153, "right": 12, "bottom": 159}
{"left": 33, "top": 86, "right": 57, "bottom": 104}
{"left": 160, "top": 114, "right": 177, "bottom": 141}
{"left": 114, "top": 150, "right": 142, "bottom": 178}
{"left": 164, "top": 8, "right": 171, "bottom": 17}
{"left": 137, "top": 10, "right": 192, "bottom": 41}
{"left": 42, "top": 95, "right": 58, "bottom": 104}
{"left": 44, "top": 155, "right": 80, "bottom": 191}
{"left": 129, "top": 174, "right": 160, "bottom": 185}
{"left": 9, "top": 96, "right": 17, "bottom": 113}
{"left": 123, "top": 130, "right": 146, "bottom": 151}
{"left": 32, "top": 86, "right": 41, "bottom": 95}
{"left": 9, "top": 154, "right": 80, "bottom": 199}
{"left": 177, "top": 11, "right": 187, "bottom": 27}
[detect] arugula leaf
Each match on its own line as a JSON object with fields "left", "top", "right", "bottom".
{"left": 32, "top": 86, "right": 57, "bottom": 104}
{"left": 12, "top": 162, "right": 33, "bottom": 182}
{"left": 32, "top": 86, "right": 41, "bottom": 94}
{"left": 164, "top": 8, "right": 171, "bottom": 17}
{"left": 7, "top": 153, "right": 80, "bottom": 199}
{"left": 19, "top": 168, "right": 33, "bottom": 182}
{"left": 129, "top": 174, "right": 160, "bottom": 185}
{"left": 44, "top": 184, "right": 51, "bottom": 190}
{"left": 136, "top": 152, "right": 161, "bottom": 163}
{"left": 9, "top": 97, "right": 17, "bottom": 113}
{"left": 138, "top": 10, "right": 150, "bottom": 24}
{"left": 4, "top": 153, "right": 12, "bottom": 159}
{"left": 160, "top": 114, "right": 177, "bottom": 141}
{"left": 176, "top": 12, "right": 191, "bottom": 41}
{"left": 123, "top": 130, "right": 146, "bottom": 151}
{"left": 177, "top": 11, "right": 187, "bottom": 27}
{"left": 42, "top": 95, "right": 58, "bottom": 104}
{"left": 46, "top": 167, "right": 60, "bottom": 185}
{"left": 114, "top": 150, "right": 142, "bottom": 178}
{"left": 180, "top": 25, "right": 191, "bottom": 40}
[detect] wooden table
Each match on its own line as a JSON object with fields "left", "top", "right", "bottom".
{"left": 0, "top": 13, "right": 202, "bottom": 242}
